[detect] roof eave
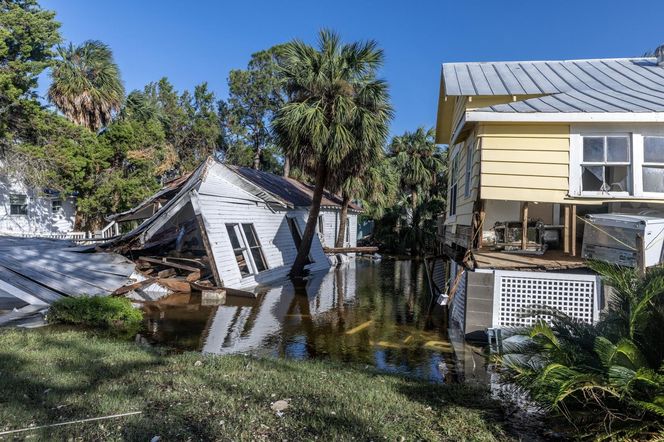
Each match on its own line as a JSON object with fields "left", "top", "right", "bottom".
{"left": 466, "top": 111, "right": 664, "bottom": 123}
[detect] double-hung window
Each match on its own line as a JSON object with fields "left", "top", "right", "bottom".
{"left": 448, "top": 152, "right": 458, "bottom": 216}
{"left": 581, "top": 136, "right": 631, "bottom": 194}
{"left": 642, "top": 136, "right": 664, "bottom": 193}
{"left": 9, "top": 194, "right": 27, "bottom": 216}
{"left": 464, "top": 143, "right": 473, "bottom": 198}
{"left": 226, "top": 223, "right": 268, "bottom": 277}
{"left": 52, "top": 199, "right": 63, "bottom": 214}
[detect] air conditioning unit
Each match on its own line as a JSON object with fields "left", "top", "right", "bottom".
{"left": 582, "top": 213, "right": 664, "bottom": 267}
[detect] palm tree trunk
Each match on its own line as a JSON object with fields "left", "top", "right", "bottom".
{"left": 283, "top": 155, "right": 291, "bottom": 177}
{"left": 411, "top": 189, "right": 419, "bottom": 255}
{"left": 252, "top": 147, "right": 261, "bottom": 170}
{"left": 335, "top": 193, "right": 351, "bottom": 248}
{"left": 290, "top": 162, "right": 328, "bottom": 278}
{"left": 411, "top": 189, "right": 417, "bottom": 220}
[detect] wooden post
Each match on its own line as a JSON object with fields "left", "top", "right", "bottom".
{"left": 636, "top": 233, "right": 646, "bottom": 277}
{"left": 571, "top": 205, "right": 577, "bottom": 257}
{"left": 563, "top": 205, "right": 570, "bottom": 254}
{"left": 478, "top": 201, "right": 486, "bottom": 250}
{"left": 521, "top": 202, "right": 529, "bottom": 250}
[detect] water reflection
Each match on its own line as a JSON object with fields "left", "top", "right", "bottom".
{"left": 143, "top": 258, "right": 456, "bottom": 382}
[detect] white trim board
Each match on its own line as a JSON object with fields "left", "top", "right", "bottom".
{"left": 467, "top": 112, "right": 664, "bottom": 123}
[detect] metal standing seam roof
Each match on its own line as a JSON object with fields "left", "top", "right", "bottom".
{"left": 227, "top": 165, "right": 363, "bottom": 211}
{"left": 442, "top": 57, "right": 664, "bottom": 113}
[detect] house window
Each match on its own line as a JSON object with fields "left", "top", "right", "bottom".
{"left": 241, "top": 223, "right": 267, "bottom": 272}
{"left": 642, "top": 136, "right": 664, "bottom": 193}
{"left": 318, "top": 215, "right": 324, "bottom": 236}
{"left": 464, "top": 143, "right": 473, "bottom": 198}
{"left": 449, "top": 154, "right": 458, "bottom": 216}
{"left": 345, "top": 217, "right": 350, "bottom": 243}
{"left": 52, "top": 199, "right": 63, "bottom": 214}
{"left": 581, "top": 136, "right": 630, "bottom": 193}
{"left": 226, "top": 224, "right": 250, "bottom": 276}
{"left": 9, "top": 194, "right": 27, "bottom": 216}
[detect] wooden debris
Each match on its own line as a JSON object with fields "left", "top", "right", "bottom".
{"left": 323, "top": 246, "right": 379, "bottom": 254}
{"left": 225, "top": 287, "right": 257, "bottom": 299}
{"left": 156, "top": 268, "right": 176, "bottom": 278}
{"left": 201, "top": 288, "right": 226, "bottom": 306}
{"left": 185, "top": 270, "right": 201, "bottom": 282}
{"left": 113, "top": 277, "right": 158, "bottom": 295}
{"left": 138, "top": 256, "right": 199, "bottom": 272}
{"left": 157, "top": 278, "right": 191, "bottom": 293}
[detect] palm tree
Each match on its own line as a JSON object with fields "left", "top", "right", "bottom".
{"left": 48, "top": 40, "right": 125, "bottom": 132}
{"left": 334, "top": 158, "right": 398, "bottom": 247}
{"left": 273, "top": 30, "right": 392, "bottom": 277}
{"left": 389, "top": 127, "right": 445, "bottom": 253}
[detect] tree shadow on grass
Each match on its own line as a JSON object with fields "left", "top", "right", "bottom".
{"left": 0, "top": 329, "right": 513, "bottom": 441}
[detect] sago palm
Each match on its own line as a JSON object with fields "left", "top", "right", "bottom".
{"left": 48, "top": 40, "right": 124, "bottom": 131}
{"left": 497, "top": 261, "right": 664, "bottom": 440}
{"left": 273, "top": 29, "right": 392, "bottom": 276}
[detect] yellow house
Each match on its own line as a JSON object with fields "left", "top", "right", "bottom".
{"left": 434, "top": 54, "right": 664, "bottom": 340}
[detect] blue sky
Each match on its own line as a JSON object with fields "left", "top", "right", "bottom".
{"left": 42, "top": 0, "right": 664, "bottom": 137}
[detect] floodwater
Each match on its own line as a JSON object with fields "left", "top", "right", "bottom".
{"left": 141, "top": 258, "right": 461, "bottom": 382}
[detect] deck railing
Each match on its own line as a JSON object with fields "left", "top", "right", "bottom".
{"left": 0, "top": 221, "right": 120, "bottom": 245}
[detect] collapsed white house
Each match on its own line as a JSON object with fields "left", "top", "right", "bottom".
{"left": 110, "top": 157, "right": 362, "bottom": 290}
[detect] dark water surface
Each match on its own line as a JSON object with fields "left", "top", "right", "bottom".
{"left": 142, "top": 258, "right": 458, "bottom": 382}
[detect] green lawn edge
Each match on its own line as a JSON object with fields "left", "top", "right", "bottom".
{"left": 0, "top": 327, "right": 514, "bottom": 441}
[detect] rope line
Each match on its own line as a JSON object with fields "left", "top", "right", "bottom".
{"left": 575, "top": 215, "right": 637, "bottom": 251}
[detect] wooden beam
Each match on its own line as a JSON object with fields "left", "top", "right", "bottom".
{"left": 195, "top": 214, "right": 223, "bottom": 287}
{"left": 571, "top": 205, "right": 577, "bottom": 257}
{"left": 113, "top": 277, "right": 158, "bottom": 296}
{"left": 478, "top": 201, "right": 486, "bottom": 250}
{"left": 521, "top": 202, "right": 529, "bottom": 250}
{"left": 138, "top": 256, "right": 199, "bottom": 272}
{"left": 563, "top": 205, "right": 570, "bottom": 254}
{"left": 323, "top": 246, "right": 379, "bottom": 254}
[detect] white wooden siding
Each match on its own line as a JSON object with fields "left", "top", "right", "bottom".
{"left": 0, "top": 178, "right": 75, "bottom": 235}
{"left": 317, "top": 209, "right": 358, "bottom": 248}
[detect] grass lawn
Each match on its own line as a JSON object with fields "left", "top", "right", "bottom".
{"left": 0, "top": 327, "right": 514, "bottom": 441}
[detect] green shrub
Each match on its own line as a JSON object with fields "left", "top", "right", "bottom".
{"left": 48, "top": 296, "right": 143, "bottom": 331}
{"left": 496, "top": 261, "right": 664, "bottom": 440}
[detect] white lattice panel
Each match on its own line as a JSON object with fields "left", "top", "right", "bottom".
{"left": 492, "top": 270, "right": 599, "bottom": 328}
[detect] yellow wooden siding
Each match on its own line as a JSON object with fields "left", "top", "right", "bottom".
{"left": 478, "top": 123, "right": 570, "bottom": 203}
{"left": 446, "top": 132, "right": 480, "bottom": 227}
{"left": 481, "top": 162, "right": 568, "bottom": 177}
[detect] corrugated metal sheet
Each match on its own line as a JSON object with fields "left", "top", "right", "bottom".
{"left": 443, "top": 57, "right": 664, "bottom": 113}
{"left": 0, "top": 237, "right": 135, "bottom": 307}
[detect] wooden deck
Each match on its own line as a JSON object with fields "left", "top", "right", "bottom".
{"left": 472, "top": 249, "right": 586, "bottom": 271}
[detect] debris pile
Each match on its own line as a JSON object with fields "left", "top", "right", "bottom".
{"left": 120, "top": 255, "right": 227, "bottom": 302}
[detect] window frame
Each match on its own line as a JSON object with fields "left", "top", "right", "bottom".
{"left": 579, "top": 134, "right": 631, "bottom": 196}
{"left": 317, "top": 214, "right": 324, "bottom": 236}
{"left": 225, "top": 223, "right": 268, "bottom": 278}
{"left": 51, "top": 199, "right": 63, "bottom": 215}
{"left": 448, "top": 145, "right": 460, "bottom": 218}
{"left": 570, "top": 125, "right": 664, "bottom": 199}
{"left": 9, "top": 194, "right": 28, "bottom": 216}
{"left": 464, "top": 142, "right": 473, "bottom": 198}
{"left": 641, "top": 135, "right": 664, "bottom": 196}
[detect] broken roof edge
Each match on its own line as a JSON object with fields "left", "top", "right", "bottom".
{"left": 106, "top": 158, "right": 213, "bottom": 247}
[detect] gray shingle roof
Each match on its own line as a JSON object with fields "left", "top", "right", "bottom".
{"left": 443, "top": 57, "right": 664, "bottom": 113}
